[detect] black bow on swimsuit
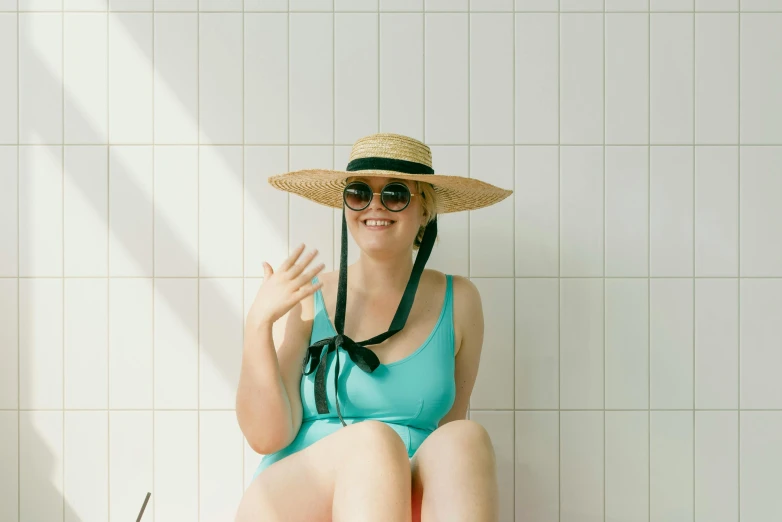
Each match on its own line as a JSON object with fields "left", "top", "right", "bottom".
{"left": 301, "top": 195, "right": 438, "bottom": 427}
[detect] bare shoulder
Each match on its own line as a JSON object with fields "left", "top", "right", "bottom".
{"left": 449, "top": 274, "right": 483, "bottom": 357}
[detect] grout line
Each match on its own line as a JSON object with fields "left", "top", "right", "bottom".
{"left": 16, "top": 3, "right": 20, "bottom": 521}
{"left": 3, "top": 407, "right": 780, "bottom": 412}
{"left": 512, "top": 6, "right": 516, "bottom": 520}
{"left": 737, "top": 3, "right": 742, "bottom": 517}
{"left": 196, "top": 4, "right": 201, "bottom": 520}
{"left": 61, "top": 8, "right": 65, "bottom": 520}
{"left": 692, "top": 9, "right": 696, "bottom": 518}
{"left": 5, "top": 141, "right": 782, "bottom": 147}
{"left": 106, "top": 6, "right": 111, "bottom": 520}
{"left": 6, "top": 274, "right": 782, "bottom": 280}
{"left": 11, "top": 9, "right": 782, "bottom": 14}
{"left": 241, "top": 0, "right": 245, "bottom": 490}
{"left": 602, "top": 3, "right": 606, "bottom": 520}
{"left": 151, "top": 6, "right": 156, "bottom": 520}
{"left": 557, "top": 3, "right": 561, "bottom": 522}
{"left": 647, "top": 8, "right": 651, "bottom": 522}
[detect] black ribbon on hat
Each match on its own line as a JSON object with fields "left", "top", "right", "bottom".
{"left": 301, "top": 156, "right": 439, "bottom": 427}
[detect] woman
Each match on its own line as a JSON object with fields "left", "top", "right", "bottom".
{"left": 235, "top": 133, "right": 511, "bottom": 521}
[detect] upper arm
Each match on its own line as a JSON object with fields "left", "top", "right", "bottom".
{"left": 270, "top": 292, "right": 315, "bottom": 447}
{"left": 438, "top": 275, "right": 484, "bottom": 427}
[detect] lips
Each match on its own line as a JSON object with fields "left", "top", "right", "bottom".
{"left": 362, "top": 219, "right": 395, "bottom": 229}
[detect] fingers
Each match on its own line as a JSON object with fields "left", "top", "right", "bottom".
{"left": 288, "top": 248, "right": 319, "bottom": 279}
{"left": 298, "top": 262, "right": 326, "bottom": 286}
{"left": 295, "top": 279, "right": 324, "bottom": 300}
{"left": 278, "top": 243, "right": 306, "bottom": 272}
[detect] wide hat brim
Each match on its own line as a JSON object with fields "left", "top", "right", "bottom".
{"left": 267, "top": 168, "right": 512, "bottom": 214}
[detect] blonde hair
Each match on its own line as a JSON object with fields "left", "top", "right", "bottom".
{"left": 413, "top": 180, "right": 438, "bottom": 251}
{"left": 344, "top": 176, "right": 439, "bottom": 251}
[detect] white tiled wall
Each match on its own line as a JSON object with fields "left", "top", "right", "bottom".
{"left": 0, "top": 1, "right": 781, "bottom": 521}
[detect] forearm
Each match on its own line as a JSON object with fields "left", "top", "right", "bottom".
{"left": 236, "top": 323, "right": 294, "bottom": 454}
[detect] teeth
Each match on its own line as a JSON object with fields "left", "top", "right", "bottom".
{"left": 365, "top": 220, "right": 393, "bottom": 227}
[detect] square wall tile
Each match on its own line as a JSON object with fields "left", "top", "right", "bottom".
{"left": 64, "top": 145, "right": 108, "bottom": 277}
{"left": 334, "top": 13, "right": 379, "bottom": 144}
{"left": 650, "top": 278, "right": 693, "bottom": 409}
{"left": 695, "top": 411, "right": 738, "bottom": 522}
{"left": 740, "top": 279, "right": 782, "bottom": 409}
{"left": 605, "top": 146, "right": 649, "bottom": 277}
{"left": 515, "top": 411, "right": 558, "bottom": 522}
{"left": 471, "top": 278, "right": 514, "bottom": 409}
{"left": 650, "top": 411, "right": 694, "bottom": 522}
{"left": 154, "top": 278, "right": 198, "bottom": 409}
{"left": 559, "top": 14, "right": 603, "bottom": 145}
{"left": 470, "top": 411, "right": 514, "bottom": 522}
{"left": 515, "top": 145, "right": 558, "bottom": 277}
{"left": 109, "top": 411, "right": 154, "bottom": 522}
{"left": 200, "top": 411, "right": 244, "bottom": 521}
{"left": 560, "top": 278, "right": 603, "bottom": 410}
{"left": 19, "top": 146, "right": 63, "bottom": 277}
{"left": 650, "top": 146, "right": 693, "bottom": 277}
{"left": 200, "top": 278, "right": 243, "bottom": 409}
{"left": 425, "top": 13, "right": 468, "bottom": 143}
{"left": 605, "top": 13, "right": 649, "bottom": 145}
{"left": 289, "top": 13, "right": 333, "bottom": 144}
{"left": 741, "top": 412, "right": 782, "bottom": 522}
{"left": 515, "top": 13, "right": 559, "bottom": 144}
{"left": 0, "top": 146, "right": 17, "bottom": 277}
{"left": 695, "top": 146, "right": 738, "bottom": 276}
{"left": 605, "top": 279, "right": 649, "bottom": 410}
{"left": 64, "top": 13, "right": 108, "bottom": 144}
{"left": 605, "top": 411, "right": 649, "bottom": 522}
{"left": 245, "top": 13, "right": 289, "bottom": 144}
{"left": 19, "top": 13, "right": 63, "bottom": 144}
{"left": 64, "top": 278, "right": 108, "bottom": 409}
{"left": 64, "top": 411, "right": 108, "bottom": 522}
{"left": 740, "top": 15, "right": 782, "bottom": 143}
{"left": 470, "top": 146, "right": 513, "bottom": 277}
{"left": 20, "top": 411, "right": 64, "bottom": 522}
{"left": 650, "top": 13, "right": 694, "bottom": 144}
{"left": 20, "top": 278, "right": 63, "bottom": 409}
{"left": 0, "top": 411, "right": 18, "bottom": 522}
{"left": 561, "top": 411, "right": 604, "bottom": 522}
{"left": 560, "top": 146, "right": 603, "bottom": 277}
{"left": 470, "top": 13, "right": 513, "bottom": 144}
{"left": 109, "top": 278, "right": 153, "bottom": 409}
{"left": 0, "top": 279, "right": 18, "bottom": 409}
{"left": 199, "top": 12, "right": 243, "bottom": 145}
{"left": 199, "top": 146, "right": 243, "bottom": 277}
{"left": 740, "top": 147, "right": 782, "bottom": 277}
{"left": 515, "top": 278, "right": 558, "bottom": 409}
{"left": 695, "top": 13, "right": 738, "bottom": 144}
{"left": 109, "top": 12, "right": 153, "bottom": 144}
{"left": 109, "top": 146, "right": 154, "bottom": 277}
{"left": 694, "top": 278, "right": 738, "bottom": 409}
{"left": 154, "top": 12, "right": 198, "bottom": 144}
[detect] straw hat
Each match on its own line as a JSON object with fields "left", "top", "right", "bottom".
{"left": 267, "top": 132, "right": 512, "bottom": 213}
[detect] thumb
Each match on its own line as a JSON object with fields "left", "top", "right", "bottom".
{"left": 262, "top": 262, "right": 271, "bottom": 279}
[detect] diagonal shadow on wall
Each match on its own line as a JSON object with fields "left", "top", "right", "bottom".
{"left": 17, "top": 7, "right": 287, "bottom": 521}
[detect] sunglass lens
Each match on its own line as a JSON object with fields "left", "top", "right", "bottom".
{"left": 344, "top": 182, "right": 371, "bottom": 210}
{"left": 382, "top": 183, "right": 410, "bottom": 211}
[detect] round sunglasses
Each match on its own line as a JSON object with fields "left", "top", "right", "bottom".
{"left": 343, "top": 180, "right": 418, "bottom": 212}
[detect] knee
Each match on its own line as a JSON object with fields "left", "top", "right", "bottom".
{"left": 348, "top": 420, "right": 409, "bottom": 461}
{"left": 438, "top": 420, "right": 495, "bottom": 459}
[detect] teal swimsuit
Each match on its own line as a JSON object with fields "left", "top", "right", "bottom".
{"left": 250, "top": 274, "right": 456, "bottom": 481}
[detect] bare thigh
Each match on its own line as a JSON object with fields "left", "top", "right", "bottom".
{"left": 235, "top": 420, "right": 412, "bottom": 522}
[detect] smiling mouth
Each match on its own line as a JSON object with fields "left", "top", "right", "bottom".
{"left": 362, "top": 219, "right": 396, "bottom": 228}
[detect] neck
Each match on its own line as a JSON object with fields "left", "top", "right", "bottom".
{"left": 350, "top": 249, "right": 415, "bottom": 298}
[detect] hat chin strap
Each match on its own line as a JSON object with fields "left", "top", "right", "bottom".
{"left": 301, "top": 205, "right": 438, "bottom": 426}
